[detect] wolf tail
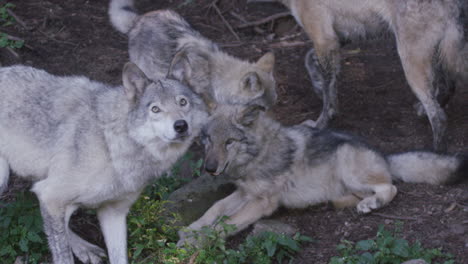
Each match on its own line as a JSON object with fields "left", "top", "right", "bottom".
{"left": 108, "top": 0, "right": 139, "bottom": 34}
{"left": 387, "top": 151, "right": 468, "bottom": 185}
{"left": 0, "top": 158, "right": 9, "bottom": 195}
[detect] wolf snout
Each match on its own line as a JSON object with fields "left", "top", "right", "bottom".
{"left": 204, "top": 159, "right": 218, "bottom": 175}
{"left": 174, "top": 119, "right": 188, "bottom": 134}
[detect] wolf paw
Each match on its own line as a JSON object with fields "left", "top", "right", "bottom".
{"left": 177, "top": 229, "right": 202, "bottom": 249}
{"left": 356, "top": 197, "right": 381, "bottom": 214}
{"left": 69, "top": 234, "right": 106, "bottom": 264}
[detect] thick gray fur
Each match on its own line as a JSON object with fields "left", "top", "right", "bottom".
{"left": 0, "top": 64, "right": 208, "bottom": 264}
{"left": 177, "top": 104, "right": 465, "bottom": 247}
{"left": 108, "top": 0, "right": 277, "bottom": 111}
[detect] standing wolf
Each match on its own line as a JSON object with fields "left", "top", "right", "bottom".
{"left": 177, "top": 104, "right": 467, "bottom": 246}
{"left": 250, "top": 0, "right": 468, "bottom": 150}
{"left": 0, "top": 63, "right": 208, "bottom": 264}
{"left": 109, "top": 0, "right": 277, "bottom": 109}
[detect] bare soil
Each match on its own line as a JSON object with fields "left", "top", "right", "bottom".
{"left": 1, "top": 0, "right": 467, "bottom": 263}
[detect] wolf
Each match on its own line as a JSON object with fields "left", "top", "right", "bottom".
{"left": 109, "top": 0, "right": 277, "bottom": 110}
{"left": 249, "top": 0, "right": 468, "bottom": 150}
{"left": 177, "top": 103, "right": 467, "bottom": 247}
{"left": 0, "top": 63, "right": 208, "bottom": 264}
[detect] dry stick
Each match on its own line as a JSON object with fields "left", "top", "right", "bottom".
{"left": 229, "top": 11, "right": 248, "bottom": 23}
{"left": 270, "top": 40, "right": 311, "bottom": 49}
{"left": 372, "top": 212, "right": 419, "bottom": 221}
{"left": 211, "top": 2, "right": 240, "bottom": 41}
{"left": 236, "top": 11, "right": 291, "bottom": 29}
{"left": 6, "top": 9, "right": 29, "bottom": 30}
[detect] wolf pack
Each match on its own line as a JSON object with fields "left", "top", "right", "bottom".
{"left": 0, "top": 0, "right": 466, "bottom": 263}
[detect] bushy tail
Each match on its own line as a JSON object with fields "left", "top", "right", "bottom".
{"left": 108, "top": 0, "right": 139, "bottom": 34}
{"left": 387, "top": 151, "right": 467, "bottom": 185}
{"left": 0, "top": 158, "right": 9, "bottom": 195}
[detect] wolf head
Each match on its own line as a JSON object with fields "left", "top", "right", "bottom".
{"left": 122, "top": 62, "right": 208, "bottom": 145}
{"left": 201, "top": 104, "right": 265, "bottom": 176}
{"left": 167, "top": 46, "right": 277, "bottom": 111}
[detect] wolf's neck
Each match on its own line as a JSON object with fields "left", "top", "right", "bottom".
{"left": 238, "top": 114, "right": 296, "bottom": 180}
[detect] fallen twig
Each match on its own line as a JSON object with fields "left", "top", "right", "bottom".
{"left": 229, "top": 11, "right": 247, "bottom": 23}
{"left": 211, "top": 1, "right": 240, "bottom": 41}
{"left": 269, "top": 40, "right": 311, "bottom": 49}
{"left": 6, "top": 8, "right": 29, "bottom": 30}
{"left": 236, "top": 11, "right": 291, "bottom": 29}
{"left": 372, "top": 212, "right": 419, "bottom": 221}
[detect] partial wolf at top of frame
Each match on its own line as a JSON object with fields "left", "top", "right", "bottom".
{"left": 249, "top": 0, "right": 468, "bottom": 150}
{"left": 109, "top": 0, "right": 278, "bottom": 113}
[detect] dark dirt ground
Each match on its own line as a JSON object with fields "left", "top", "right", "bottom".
{"left": 0, "top": 0, "right": 467, "bottom": 263}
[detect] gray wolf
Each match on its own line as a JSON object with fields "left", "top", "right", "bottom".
{"left": 0, "top": 63, "right": 208, "bottom": 264}
{"left": 109, "top": 0, "right": 277, "bottom": 110}
{"left": 177, "top": 103, "right": 467, "bottom": 246}
{"left": 249, "top": 0, "right": 468, "bottom": 150}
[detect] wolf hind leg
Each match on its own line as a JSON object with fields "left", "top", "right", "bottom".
{"left": 331, "top": 194, "right": 362, "bottom": 209}
{"left": 65, "top": 205, "right": 106, "bottom": 264}
{"left": 0, "top": 157, "right": 9, "bottom": 194}
{"left": 69, "top": 231, "right": 106, "bottom": 264}
{"left": 305, "top": 48, "right": 324, "bottom": 99}
{"left": 356, "top": 184, "right": 397, "bottom": 214}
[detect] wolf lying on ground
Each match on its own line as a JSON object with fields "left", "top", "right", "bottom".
{"left": 249, "top": 0, "right": 468, "bottom": 150}
{"left": 109, "top": 0, "right": 277, "bottom": 110}
{"left": 177, "top": 103, "right": 467, "bottom": 247}
{"left": 0, "top": 63, "right": 208, "bottom": 264}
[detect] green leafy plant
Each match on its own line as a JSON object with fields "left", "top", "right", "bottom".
{"left": 329, "top": 224, "right": 454, "bottom": 264}
{"left": 0, "top": 191, "right": 49, "bottom": 264}
{"left": 178, "top": 217, "right": 313, "bottom": 264}
{"left": 0, "top": 2, "right": 24, "bottom": 49}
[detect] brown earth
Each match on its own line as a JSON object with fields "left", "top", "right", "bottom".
{"left": 1, "top": 0, "right": 467, "bottom": 263}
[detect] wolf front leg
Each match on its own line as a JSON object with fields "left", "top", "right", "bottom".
{"left": 97, "top": 196, "right": 136, "bottom": 264}
{"left": 39, "top": 203, "right": 74, "bottom": 264}
{"left": 222, "top": 195, "right": 279, "bottom": 235}
{"left": 177, "top": 190, "right": 247, "bottom": 247}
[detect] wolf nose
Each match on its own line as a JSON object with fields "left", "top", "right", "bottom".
{"left": 205, "top": 160, "right": 218, "bottom": 174}
{"left": 174, "top": 120, "right": 188, "bottom": 133}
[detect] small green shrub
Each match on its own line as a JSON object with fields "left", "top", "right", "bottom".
{"left": 177, "top": 217, "right": 313, "bottom": 264}
{"left": 0, "top": 2, "right": 24, "bottom": 49}
{"left": 329, "top": 224, "right": 454, "bottom": 264}
{"left": 0, "top": 191, "right": 49, "bottom": 264}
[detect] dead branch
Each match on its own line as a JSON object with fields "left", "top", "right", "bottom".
{"left": 6, "top": 9, "right": 29, "bottom": 30}
{"left": 236, "top": 11, "right": 291, "bottom": 29}
{"left": 269, "top": 40, "right": 311, "bottom": 49}
{"left": 229, "top": 11, "right": 247, "bottom": 23}
{"left": 211, "top": 1, "right": 240, "bottom": 41}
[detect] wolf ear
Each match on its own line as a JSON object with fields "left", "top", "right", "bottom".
{"left": 238, "top": 104, "right": 266, "bottom": 126}
{"left": 122, "top": 62, "right": 150, "bottom": 103}
{"left": 240, "top": 72, "right": 264, "bottom": 98}
{"left": 256, "top": 52, "right": 275, "bottom": 73}
{"left": 167, "top": 47, "right": 211, "bottom": 94}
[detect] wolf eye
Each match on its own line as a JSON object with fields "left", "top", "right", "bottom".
{"left": 151, "top": 106, "right": 160, "bottom": 113}
{"left": 179, "top": 98, "right": 187, "bottom": 106}
{"left": 225, "top": 138, "right": 234, "bottom": 146}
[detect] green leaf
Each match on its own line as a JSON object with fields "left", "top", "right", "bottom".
{"left": 27, "top": 231, "right": 43, "bottom": 243}
{"left": 356, "top": 239, "right": 375, "bottom": 251}
{"left": 19, "top": 238, "right": 29, "bottom": 252}
{"left": 263, "top": 239, "right": 276, "bottom": 257}
{"left": 391, "top": 238, "right": 409, "bottom": 257}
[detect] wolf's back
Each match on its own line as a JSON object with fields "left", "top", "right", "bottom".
{"left": 109, "top": 0, "right": 138, "bottom": 34}
{"left": 387, "top": 151, "right": 467, "bottom": 185}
